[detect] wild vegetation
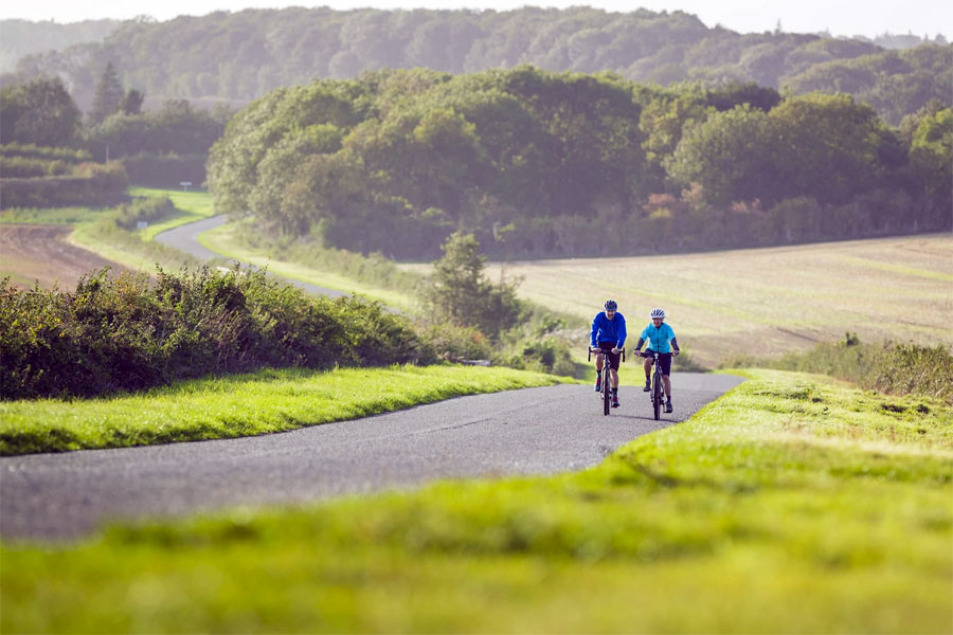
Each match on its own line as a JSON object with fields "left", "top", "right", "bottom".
{"left": 0, "top": 266, "right": 426, "bottom": 400}
{"left": 207, "top": 67, "right": 951, "bottom": 260}
{"left": 5, "top": 8, "right": 948, "bottom": 125}
{"left": 3, "top": 369, "right": 950, "bottom": 632}
{"left": 725, "top": 335, "right": 953, "bottom": 404}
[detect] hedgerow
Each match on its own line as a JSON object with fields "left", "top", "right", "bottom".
{"left": 0, "top": 267, "right": 432, "bottom": 400}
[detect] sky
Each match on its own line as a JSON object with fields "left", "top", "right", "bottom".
{"left": 2, "top": 0, "right": 950, "bottom": 40}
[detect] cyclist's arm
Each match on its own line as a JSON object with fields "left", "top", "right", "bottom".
{"left": 590, "top": 314, "right": 601, "bottom": 348}
{"left": 633, "top": 337, "right": 645, "bottom": 352}
{"left": 616, "top": 315, "right": 627, "bottom": 349}
{"left": 671, "top": 336, "right": 680, "bottom": 353}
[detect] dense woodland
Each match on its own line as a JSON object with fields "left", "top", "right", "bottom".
{"left": 3, "top": 8, "right": 950, "bottom": 124}
{"left": 207, "top": 67, "right": 952, "bottom": 259}
{"left": 1, "top": 8, "right": 950, "bottom": 258}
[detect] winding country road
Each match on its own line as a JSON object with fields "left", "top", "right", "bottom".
{"left": 155, "top": 215, "right": 346, "bottom": 297}
{"left": 1, "top": 374, "right": 743, "bottom": 541}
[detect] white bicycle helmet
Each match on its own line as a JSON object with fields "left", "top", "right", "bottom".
{"left": 650, "top": 308, "right": 666, "bottom": 319}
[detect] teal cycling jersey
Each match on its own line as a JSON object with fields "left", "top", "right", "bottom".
{"left": 640, "top": 322, "right": 676, "bottom": 353}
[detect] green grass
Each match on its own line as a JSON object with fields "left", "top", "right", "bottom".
{"left": 0, "top": 365, "right": 562, "bottom": 455}
{"left": 3, "top": 369, "right": 950, "bottom": 633}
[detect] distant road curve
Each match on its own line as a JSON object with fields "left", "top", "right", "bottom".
{"left": 0, "top": 374, "right": 745, "bottom": 540}
{"left": 155, "top": 215, "right": 346, "bottom": 298}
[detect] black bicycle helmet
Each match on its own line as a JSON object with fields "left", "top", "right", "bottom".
{"left": 604, "top": 299, "right": 618, "bottom": 311}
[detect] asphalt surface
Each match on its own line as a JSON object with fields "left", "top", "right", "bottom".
{"left": 1, "top": 374, "right": 744, "bottom": 541}
{"left": 155, "top": 215, "right": 347, "bottom": 297}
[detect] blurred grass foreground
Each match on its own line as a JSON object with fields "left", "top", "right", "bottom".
{"left": 2, "top": 369, "right": 950, "bottom": 633}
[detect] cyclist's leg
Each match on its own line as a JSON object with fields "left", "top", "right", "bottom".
{"left": 606, "top": 348, "right": 620, "bottom": 389}
{"left": 660, "top": 354, "right": 673, "bottom": 396}
{"left": 642, "top": 352, "right": 653, "bottom": 390}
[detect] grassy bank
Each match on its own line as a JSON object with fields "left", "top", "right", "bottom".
{"left": 3, "top": 369, "right": 950, "bottom": 632}
{"left": 0, "top": 365, "right": 562, "bottom": 455}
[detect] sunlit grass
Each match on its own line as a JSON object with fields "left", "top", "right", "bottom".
{"left": 3, "top": 369, "right": 950, "bottom": 633}
{"left": 0, "top": 365, "right": 562, "bottom": 455}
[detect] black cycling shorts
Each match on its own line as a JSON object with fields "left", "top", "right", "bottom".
{"left": 643, "top": 350, "right": 672, "bottom": 376}
{"left": 597, "top": 342, "right": 621, "bottom": 370}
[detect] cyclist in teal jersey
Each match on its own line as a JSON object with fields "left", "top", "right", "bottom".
{"left": 632, "top": 308, "right": 680, "bottom": 413}
{"left": 590, "top": 299, "right": 627, "bottom": 408}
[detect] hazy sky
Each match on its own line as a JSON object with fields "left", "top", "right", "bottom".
{"left": 2, "top": 0, "right": 950, "bottom": 40}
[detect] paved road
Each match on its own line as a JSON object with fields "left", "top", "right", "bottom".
{"left": 155, "top": 215, "right": 346, "bottom": 297}
{"left": 1, "top": 374, "right": 744, "bottom": 541}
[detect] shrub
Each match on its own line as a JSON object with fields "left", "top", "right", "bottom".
{"left": 0, "top": 266, "right": 428, "bottom": 400}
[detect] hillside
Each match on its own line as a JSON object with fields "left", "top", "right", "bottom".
{"left": 5, "top": 7, "right": 949, "bottom": 122}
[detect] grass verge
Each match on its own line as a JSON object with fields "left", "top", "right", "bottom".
{"left": 127, "top": 187, "right": 217, "bottom": 241}
{"left": 0, "top": 365, "right": 561, "bottom": 455}
{"left": 2, "top": 369, "right": 950, "bottom": 632}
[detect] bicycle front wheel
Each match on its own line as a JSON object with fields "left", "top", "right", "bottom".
{"left": 653, "top": 374, "right": 662, "bottom": 420}
{"left": 603, "top": 369, "right": 611, "bottom": 416}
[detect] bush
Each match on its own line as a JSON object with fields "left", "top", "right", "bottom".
{"left": 0, "top": 266, "right": 429, "bottom": 400}
{"left": 115, "top": 197, "right": 176, "bottom": 230}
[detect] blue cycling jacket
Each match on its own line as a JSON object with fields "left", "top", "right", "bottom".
{"left": 640, "top": 322, "right": 677, "bottom": 353}
{"left": 590, "top": 311, "right": 627, "bottom": 348}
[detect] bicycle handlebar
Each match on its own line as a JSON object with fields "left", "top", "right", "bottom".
{"left": 587, "top": 347, "right": 626, "bottom": 363}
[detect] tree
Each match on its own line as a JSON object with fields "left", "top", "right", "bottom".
{"left": 90, "top": 62, "right": 125, "bottom": 124}
{"left": 767, "top": 93, "right": 884, "bottom": 205}
{"left": 665, "top": 105, "right": 773, "bottom": 206}
{"left": 422, "top": 231, "right": 521, "bottom": 339}
{"left": 121, "top": 88, "right": 145, "bottom": 115}
{"left": 0, "top": 77, "right": 81, "bottom": 146}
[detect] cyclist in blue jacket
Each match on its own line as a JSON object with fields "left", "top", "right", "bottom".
{"left": 632, "top": 308, "right": 680, "bottom": 413}
{"left": 590, "top": 299, "right": 627, "bottom": 408}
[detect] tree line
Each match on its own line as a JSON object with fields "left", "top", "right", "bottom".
{"left": 0, "top": 68, "right": 227, "bottom": 199}
{"left": 207, "top": 66, "right": 951, "bottom": 260}
{"left": 5, "top": 8, "right": 949, "bottom": 125}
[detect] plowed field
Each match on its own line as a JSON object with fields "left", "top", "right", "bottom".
{"left": 0, "top": 224, "right": 127, "bottom": 290}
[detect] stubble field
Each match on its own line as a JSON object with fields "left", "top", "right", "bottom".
{"left": 405, "top": 234, "right": 953, "bottom": 368}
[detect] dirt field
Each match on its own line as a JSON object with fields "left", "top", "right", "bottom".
{"left": 0, "top": 224, "right": 128, "bottom": 290}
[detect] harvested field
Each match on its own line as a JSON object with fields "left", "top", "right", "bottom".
{"left": 0, "top": 224, "right": 128, "bottom": 290}
{"left": 403, "top": 234, "right": 953, "bottom": 367}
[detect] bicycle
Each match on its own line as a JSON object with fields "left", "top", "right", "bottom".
{"left": 588, "top": 346, "right": 625, "bottom": 416}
